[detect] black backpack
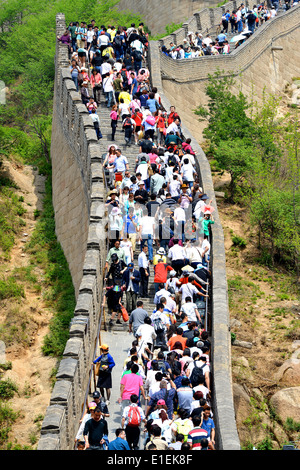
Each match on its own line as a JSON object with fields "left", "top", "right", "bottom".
{"left": 157, "top": 359, "right": 167, "bottom": 373}
{"left": 123, "top": 117, "right": 132, "bottom": 128}
{"left": 114, "top": 35, "right": 122, "bottom": 47}
{"left": 190, "top": 361, "right": 205, "bottom": 387}
{"left": 133, "top": 50, "right": 143, "bottom": 62}
{"left": 153, "top": 316, "right": 165, "bottom": 333}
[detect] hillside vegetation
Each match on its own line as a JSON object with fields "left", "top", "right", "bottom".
{"left": 0, "top": 0, "right": 142, "bottom": 449}
{"left": 195, "top": 72, "right": 300, "bottom": 449}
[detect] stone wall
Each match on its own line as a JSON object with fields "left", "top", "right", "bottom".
{"left": 160, "top": 5, "right": 300, "bottom": 141}
{"left": 157, "top": 0, "right": 257, "bottom": 45}
{"left": 148, "top": 40, "right": 240, "bottom": 451}
{"left": 37, "top": 13, "right": 107, "bottom": 450}
{"left": 118, "top": 0, "right": 221, "bottom": 36}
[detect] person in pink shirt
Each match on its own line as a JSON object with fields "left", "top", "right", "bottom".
{"left": 118, "top": 363, "right": 147, "bottom": 411}
{"left": 90, "top": 69, "right": 102, "bottom": 104}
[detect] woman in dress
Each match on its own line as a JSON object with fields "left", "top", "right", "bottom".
{"left": 93, "top": 344, "right": 116, "bottom": 405}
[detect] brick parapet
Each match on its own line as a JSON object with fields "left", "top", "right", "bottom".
{"left": 38, "top": 13, "right": 107, "bottom": 450}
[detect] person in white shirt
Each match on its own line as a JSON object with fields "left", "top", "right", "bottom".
{"left": 186, "top": 352, "right": 210, "bottom": 391}
{"left": 180, "top": 296, "right": 201, "bottom": 323}
{"left": 192, "top": 376, "right": 210, "bottom": 401}
{"left": 179, "top": 280, "right": 204, "bottom": 304}
{"left": 168, "top": 239, "right": 186, "bottom": 274}
{"left": 168, "top": 174, "right": 181, "bottom": 199}
{"left": 102, "top": 71, "right": 114, "bottom": 107}
{"left": 202, "top": 34, "right": 212, "bottom": 46}
{"left": 166, "top": 118, "right": 180, "bottom": 135}
{"left": 120, "top": 237, "right": 133, "bottom": 265}
{"left": 173, "top": 206, "right": 186, "bottom": 240}
{"left": 100, "top": 59, "right": 111, "bottom": 77}
{"left": 136, "top": 157, "right": 149, "bottom": 183}
{"left": 138, "top": 245, "right": 149, "bottom": 297}
{"left": 166, "top": 270, "right": 180, "bottom": 294}
{"left": 154, "top": 284, "right": 171, "bottom": 306}
{"left": 181, "top": 157, "right": 196, "bottom": 188}
{"left": 135, "top": 316, "right": 157, "bottom": 350}
{"left": 201, "top": 235, "right": 211, "bottom": 264}
{"left": 139, "top": 207, "right": 156, "bottom": 262}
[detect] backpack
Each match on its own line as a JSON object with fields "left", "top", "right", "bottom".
{"left": 123, "top": 117, "right": 132, "bottom": 128}
{"left": 114, "top": 35, "right": 122, "bottom": 47}
{"left": 127, "top": 405, "right": 141, "bottom": 427}
{"left": 121, "top": 70, "right": 128, "bottom": 87}
{"left": 134, "top": 50, "right": 143, "bottom": 62}
{"left": 157, "top": 359, "right": 167, "bottom": 373}
{"left": 176, "top": 419, "right": 192, "bottom": 442}
{"left": 152, "top": 316, "right": 165, "bottom": 333}
{"left": 190, "top": 361, "right": 205, "bottom": 387}
{"left": 167, "top": 154, "right": 177, "bottom": 166}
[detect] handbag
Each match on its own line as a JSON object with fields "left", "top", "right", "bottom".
{"left": 121, "top": 304, "right": 129, "bottom": 322}
{"left": 95, "top": 362, "right": 101, "bottom": 376}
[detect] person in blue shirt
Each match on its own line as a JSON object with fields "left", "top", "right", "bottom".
{"left": 201, "top": 406, "right": 215, "bottom": 447}
{"left": 107, "top": 428, "right": 131, "bottom": 450}
{"left": 130, "top": 72, "right": 138, "bottom": 97}
{"left": 146, "top": 92, "right": 159, "bottom": 114}
{"left": 111, "top": 149, "right": 129, "bottom": 173}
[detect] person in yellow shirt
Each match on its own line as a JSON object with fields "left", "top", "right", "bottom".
{"left": 107, "top": 25, "right": 117, "bottom": 41}
{"left": 119, "top": 90, "right": 131, "bottom": 104}
{"left": 102, "top": 44, "right": 115, "bottom": 59}
{"left": 153, "top": 247, "right": 167, "bottom": 266}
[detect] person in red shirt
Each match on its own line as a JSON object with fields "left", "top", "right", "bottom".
{"left": 131, "top": 109, "right": 143, "bottom": 145}
{"left": 154, "top": 259, "right": 173, "bottom": 292}
{"left": 167, "top": 105, "right": 180, "bottom": 126}
{"left": 155, "top": 110, "right": 167, "bottom": 146}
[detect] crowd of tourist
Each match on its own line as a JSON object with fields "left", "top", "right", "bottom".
{"left": 60, "top": 16, "right": 216, "bottom": 452}
{"left": 159, "top": 1, "right": 295, "bottom": 58}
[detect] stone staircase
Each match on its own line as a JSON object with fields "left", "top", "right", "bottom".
{"left": 93, "top": 88, "right": 158, "bottom": 330}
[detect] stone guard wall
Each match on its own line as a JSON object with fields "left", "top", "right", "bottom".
{"left": 37, "top": 13, "right": 107, "bottom": 450}
{"left": 157, "top": 0, "right": 257, "bottom": 46}
{"left": 118, "top": 0, "right": 221, "bottom": 36}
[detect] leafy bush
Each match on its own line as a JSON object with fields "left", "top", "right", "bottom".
{"left": 231, "top": 235, "right": 247, "bottom": 248}
{"left": 0, "top": 379, "right": 18, "bottom": 400}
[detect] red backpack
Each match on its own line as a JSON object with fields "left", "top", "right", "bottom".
{"left": 127, "top": 404, "right": 141, "bottom": 427}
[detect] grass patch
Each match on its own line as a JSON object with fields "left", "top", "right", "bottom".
{"left": 0, "top": 182, "right": 27, "bottom": 256}
{"left": 0, "top": 276, "right": 25, "bottom": 300}
{"left": 24, "top": 174, "right": 76, "bottom": 357}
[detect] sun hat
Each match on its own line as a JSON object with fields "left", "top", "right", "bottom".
{"left": 157, "top": 247, "right": 165, "bottom": 255}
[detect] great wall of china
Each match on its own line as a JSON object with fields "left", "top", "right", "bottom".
{"left": 37, "top": 2, "right": 300, "bottom": 450}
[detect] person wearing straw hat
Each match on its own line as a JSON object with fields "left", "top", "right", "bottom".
{"left": 93, "top": 344, "right": 115, "bottom": 405}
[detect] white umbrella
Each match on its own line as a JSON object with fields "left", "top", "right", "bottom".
{"left": 230, "top": 34, "right": 246, "bottom": 42}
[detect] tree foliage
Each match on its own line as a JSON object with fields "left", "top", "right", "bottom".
{"left": 195, "top": 71, "right": 300, "bottom": 272}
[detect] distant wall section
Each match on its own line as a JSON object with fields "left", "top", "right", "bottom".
{"left": 159, "top": 5, "right": 300, "bottom": 142}
{"left": 118, "top": 0, "right": 220, "bottom": 35}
